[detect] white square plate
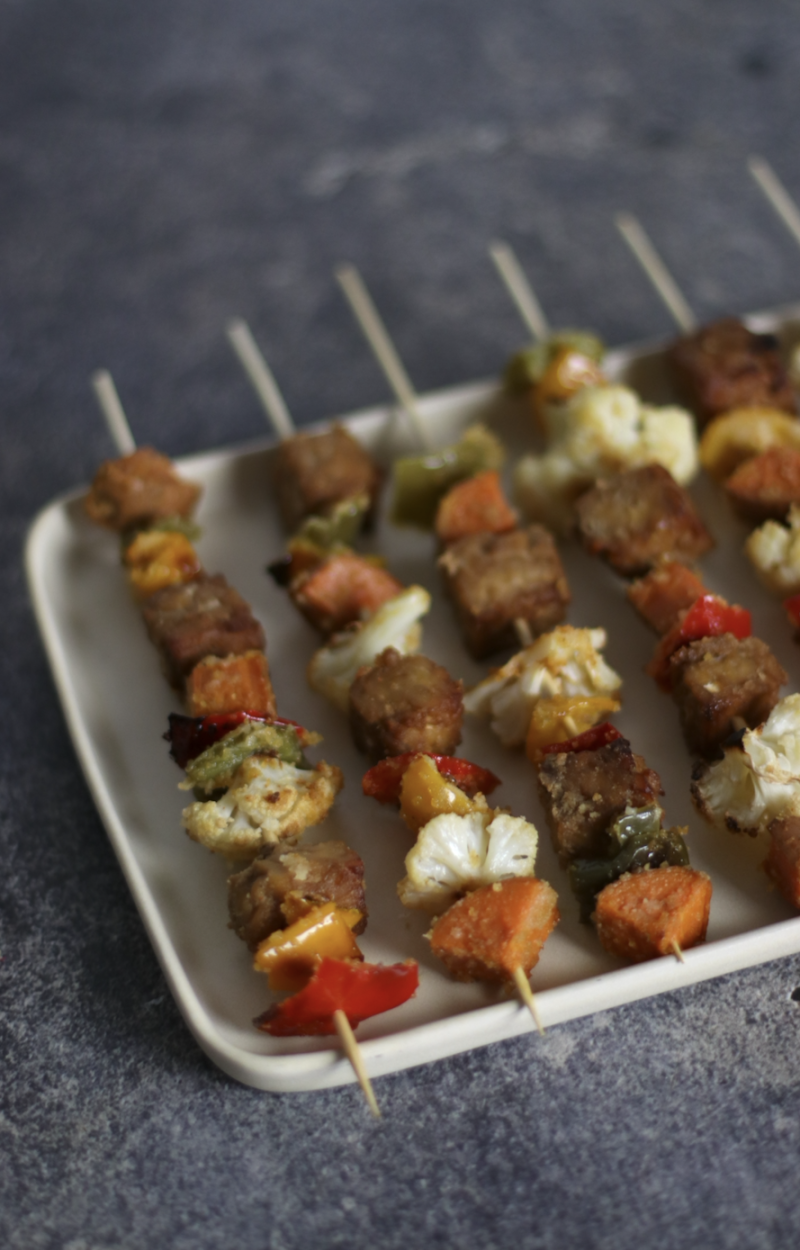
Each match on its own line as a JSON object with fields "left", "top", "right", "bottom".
{"left": 26, "top": 304, "right": 800, "bottom": 1092}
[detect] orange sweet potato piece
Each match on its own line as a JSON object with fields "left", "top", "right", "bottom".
{"left": 627, "top": 560, "right": 707, "bottom": 636}
{"left": 292, "top": 553, "right": 404, "bottom": 634}
{"left": 593, "top": 865, "right": 712, "bottom": 963}
{"left": 434, "top": 470, "right": 517, "bottom": 547}
{"left": 723, "top": 446, "right": 800, "bottom": 522}
{"left": 428, "top": 877, "right": 559, "bottom": 982}
{"left": 186, "top": 650, "right": 277, "bottom": 717}
{"left": 764, "top": 816, "right": 800, "bottom": 910}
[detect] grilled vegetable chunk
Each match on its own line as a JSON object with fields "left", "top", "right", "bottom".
{"left": 745, "top": 505, "right": 800, "bottom": 595}
{"left": 428, "top": 878, "right": 559, "bottom": 983}
{"left": 434, "top": 470, "right": 517, "bottom": 547}
{"left": 227, "top": 840, "right": 367, "bottom": 950}
{"left": 439, "top": 525, "right": 570, "bottom": 659}
{"left": 764, "top": 816, "right": 800, "bottom": 910}
{"left": 575, "top": 464, "right": 713, "bottom": 578}
{"left": 537, "top": 737, "right": 664, "bottom": 868}
{"left": 593, "top": 865, "right": 712, "bottom": 962}
{"left": 627, "top": 560, "right": 707, "bottom": 636}
{"left": 85, "top": 447, "right": 202, "bottom": 530}
{"left": 669, "top": 318, "right": 795, "bottom": 425}
{"left": 273, "top": 424, "right": 382, "bottom": 532}
{"left": 349, "top": 647, "right": 464, "bottom": 762}
{"left": 141, "top": 573, "right": 266, "bottom": 687}
{"left": 186, "top": 651, "right": 276, "bottom": 718}
{"left": 724, "top": 446, "right": 800, "bottom": 522}
{"left": 668, "top": 634, "right": 786, "bottom": 759}
{"left": 290, "top": 553, "right": 404, "bottom": 635}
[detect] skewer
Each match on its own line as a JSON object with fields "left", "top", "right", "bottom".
{"left": 748, "top": 156, "right": 800, "bottom": 251}
{"left": 91, "top": 369, "right": 137, "bottom": 456}
{"left": 335, "top": 264, "right": 433, "bottom": 450}
{"left": 226, "top": 318, "right": 296, "bottom": 442}
{"left": 489, "top": 241, "right": 551, "bottom": 342}
{"left": 334, "top": 1009, "right": 381, "bottom": 1118}
{"left": 511, "top": 966, "right": 545, "bottom": 1035}
{"left": 670, "top": 940, "right": 686, "bottom": 964}
{"left": 85, "top": 380, "right": 383, "bottom": 1119}
{"left": 614, "top": 212, "right": 697, "bottom": 333}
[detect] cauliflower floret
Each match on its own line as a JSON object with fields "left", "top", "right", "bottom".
{"left": 398, "top": 808, "right": 539, "bottom": 911}
{"left": 744, "top": 505, "right": 800, "bottom": 595}
{"left": 463, "top": 625, "right": 622, "bottom": 746}
{"left": 691, "top": 694, "right": 800, "bottom": 835}
{"left": 306, "top": 585, "right": 430, "bottom": 711}
{"left": 514, "top": 384, "right": 698, "bottom": 531}
{"left": 181, "top": 755, "right": 344, "bottom": 860}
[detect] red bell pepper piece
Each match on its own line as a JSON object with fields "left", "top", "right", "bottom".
{"left": 165, "top": 711, "right": 308, "bottom": 769}
{"left": 785, "top": 593, "right": 800, "bottom": 630}
{"left": 254, "top": 957, "right": 419, "bottom": 1036}
{"left": 646, "top": 593, "right": 752, "bottom": 692}
{"left": 362, "top": 753, "right": 500, "bottom": 805}
{"left": 540, "top": 722, "right": 623, "bottom": 757}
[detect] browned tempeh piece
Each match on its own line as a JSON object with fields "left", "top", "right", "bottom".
{"left": 668, "top": 317, "right": 795, "bottom": 426}
{"left": 627, "top": 560, "right": 707, "bottom": 635}
{"left": 227, "top": 841, "right": 368, "bottom": 951}
{"left": 85, "top": 447, "right": 202, "bottom": 530}
{"left": 764, "top": 817, "right": 800, "bottom": 910}
{"left": 438, "top": 525, "right": 570, "bottom": 659}
{"left": 668, "top": 633, "right": 786, "bottom": 759}
{"left": 273, "top": 424, "right": 383, "bottom": 531}
{"left": 349, "top": 647, "right": 463, "bottom": 762}
{"left": 575, "top": 465, "right": 714, "bottom": 578}
{"left": 536, "top": 737, "right": 664, "bottom": 869}
{"left": 141, "top": 573, "right": 266, "bottom": 687}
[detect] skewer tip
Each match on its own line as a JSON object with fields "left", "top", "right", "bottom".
{"left": 512, "top": 966, "right": 546, "bottom": 1036}
{"left": 670, "top": 939, "right": 686, "bottom": 965}
{"left": 333, "top": 1009, "right": 381, "bottom": 1118}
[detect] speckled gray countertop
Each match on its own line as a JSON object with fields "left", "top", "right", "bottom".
{"left": 3, "top": 3, "right": 800, "bottom": 1247}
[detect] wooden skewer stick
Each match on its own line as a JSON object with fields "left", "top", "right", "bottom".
{"left": 489, "top": 240, "right": 551, "bottom": 342}
{"left": 615, "top": 212, "right": 697, "bottom": 334}
{"left": 335, "top": 264, "right": 433, "bottom": 451}
{"left": 333, "top": 1009, "right": 381, "bottom": 1118}
{"left": 670, "top": 939, "right": 686, "bottom": 964}
{"left": 226, "top": 318, "right": 296, "bottom": 443}
{"left": 91, "top": 370, "right": 137, "bottom": 456}
{"left": 748, "top": 156, "right": 800, "bottom": 251}
{"left": 512, "top": 966, "right": 546, "bottom": 1035}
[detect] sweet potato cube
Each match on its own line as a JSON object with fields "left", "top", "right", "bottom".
{"left": 434, "top": 470, "right": 517, "bottom": 547}
{"left": 593, "top": 865, "right": 712, "bottom": 963}
{"left": 723, "top": 446, "right": 800, "bottom": 523}
{"left": 292, "top": 553, "right": 404, "bottom": 634}
{"left": 627, "top": 560, "right": 707, "bottom": 635}
{"left": 764, "top": 817, "right": 800, "bottom": 910}
{"left": 186, "top": 650, "right": 276, "bottom": 717}
{"left": 428, "top": 878, "right": 560, "bottom": 982}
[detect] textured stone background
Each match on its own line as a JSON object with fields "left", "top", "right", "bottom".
{"left": 3, "top": 2, "right": 800, "bottom": 1247}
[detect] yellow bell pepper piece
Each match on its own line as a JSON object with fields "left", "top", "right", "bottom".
{"left": 399, "top": 754, "right": 477, "bottom": 835}
{"left": 253, "top": 903, "right": 364, "bottom": 992}
{"left": 124, "top": 529, "right": 201, "bottom": 598}
{"left": 699, "top": 407, "right": 800, "bottom": 482}
{"left": 525, "top": 694, "right": 621, "bottom": 763}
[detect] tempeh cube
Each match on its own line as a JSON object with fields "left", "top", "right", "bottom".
{"left": 273, "top": 424, "right": 382, "bottom": 532}
{"left": 668, "top": 633, "right": 786, "bottom": 758}
{"left": 141, "top": 573, "right": 266, "bottom": 687}
{"left": 576, "top": 464, "right": 713, "bottom": 578}
{"left": 349, "top": 647, "right": 463, "bottom": 761}
{"left": 668, "top": 318, "right": 795, "bottom": 426}
{"left": 438, "top": 525, "right": 570, "bottom": 659}
{"left": 764, "top": 817, "right": 800, "bottom": 910}
{"left": 85, "top": 447, "right": 202, "bottom": 530}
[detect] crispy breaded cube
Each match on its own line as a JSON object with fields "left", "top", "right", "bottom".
{"left": 349, "top": 647, "right": 463, "bottom": 761}
{"left": 723, "top": 446, "right": 800, "bottom": 522}
{"left": 575, "top": 464, "right": 713, "bottom": 578}
{"left": 291, "top": 552, "right": 404, "bottom": 635}
{"left": 438, "top": 525, "right": 570, "bottom": 659}
{"left": 668, "top": 318, "right": 795, "bottom": 426}
{"left": 627, "top": 560, "right": 707, "bottom": 635}
{"left": 537, "top": 737, "right": 664, "bottom": 868}
{"left": 764, "top": 817, "right": 800, "bottom": 910}
{"left": 273, "top": 424, "right": 382, "bottom": 532}
{"left": 123, "top": 529, "right": 202, "bottom": 599}
{"left": 434, "top": 470, "right": 517, "bottom": 547}
{"left": 141, "top": 573, "right": 266, "bottom": 687}
{"left": 668, "top": 633, "right": 787, "bottom": 759}
{"left": 227, "top": 840, "right": 367, "bottom": 950}
{"left": 428, "top": 878, "right": 559, "bottom": 982}
{"left": 85, "top": 447, "right": 202, "bottom": 530}
{"left": 593, "top": 865, "right": 712, "bottom": 962}
{"left": 186, "top": 650, "right": 276, "bottom": 718}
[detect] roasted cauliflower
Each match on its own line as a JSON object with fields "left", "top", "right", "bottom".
{"left": 744, "top": 505, "right": 800, "bottom": 596}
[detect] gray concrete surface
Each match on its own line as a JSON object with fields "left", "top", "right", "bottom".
{"left": 3, "top": 2, "right": 800, "bottom": 1247}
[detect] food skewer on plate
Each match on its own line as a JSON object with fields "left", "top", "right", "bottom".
{"left": 86, "top": 369, "right": 420, "bottom": 1116}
